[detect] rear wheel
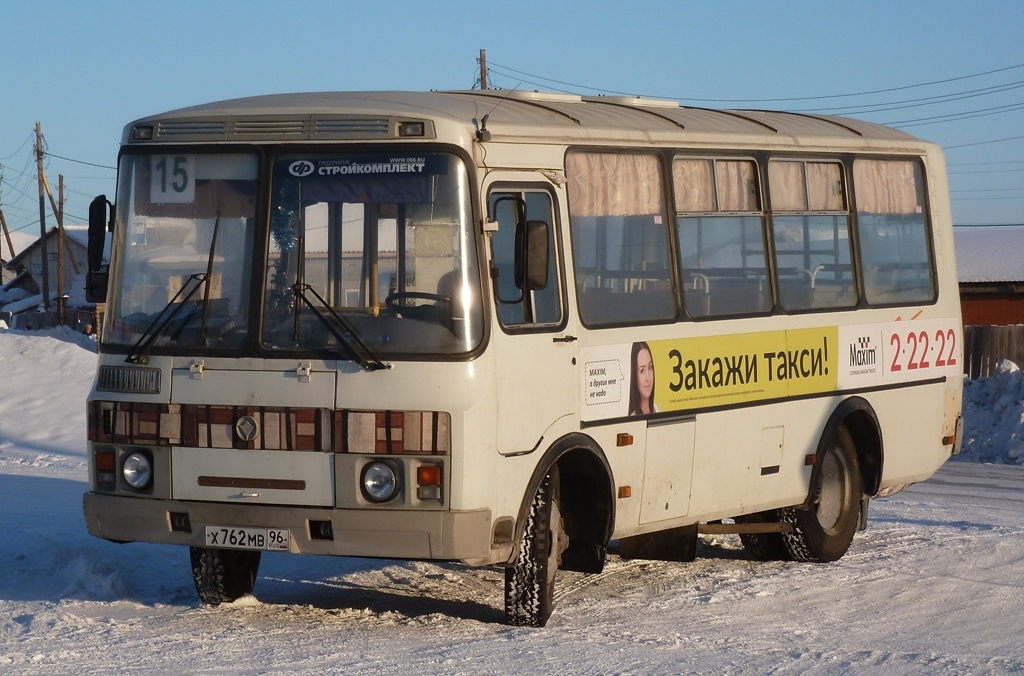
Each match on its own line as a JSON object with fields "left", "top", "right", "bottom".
{"left": 738, "top": 510, "right": 791, "bottom": 561}
{"left": 190, "top": 547, "right": 261, "bottom": 605}
{"left": 782, "top": 426, "right": 862, "bottom": 562}
{"left": 505, "top": 467, "right": 565, "bottom": 627}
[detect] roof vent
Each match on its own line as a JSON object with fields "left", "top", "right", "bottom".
{"left": 583, "top": 95, "right": 680, "bottom": 109}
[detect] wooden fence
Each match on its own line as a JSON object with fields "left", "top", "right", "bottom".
{"left": 963, "top": 325, "right": 1024, "bottom": 379}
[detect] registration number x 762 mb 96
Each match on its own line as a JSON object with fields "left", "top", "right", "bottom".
{"left": 205, "top": 526, "right": 290, "bottom": 552}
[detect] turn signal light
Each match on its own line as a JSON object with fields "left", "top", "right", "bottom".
{"left": 95, "top": 451, "right": 116, "bottom": 471}
{"left": 417, "top": 465, "right": 442, "bottom": 486}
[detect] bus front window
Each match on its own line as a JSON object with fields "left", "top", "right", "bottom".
{"left": 103, "top": 153, "right": 257, "bottom": 352}
{"left": 261, "top": 153, "right": 483, "bottom": 357}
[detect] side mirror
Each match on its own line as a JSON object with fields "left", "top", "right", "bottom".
{"left": 515, "top": 220, "right": 549, "bottom": 292}
{"left": 86, "top": 195, "right": 111, "bottom": 303}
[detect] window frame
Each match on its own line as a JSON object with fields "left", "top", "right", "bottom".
{"left": 767, "top": 157, "right": 858, "bottom": 314}
{"left": 850, "top": 155, "right": 938, "bottom": 309}
{"left": 485, "top": 182, "right": 569, "bottom": 334}
{"left": 672, "top": 154, "right": 772, "bottom": 320}
{"left": 566, "top": 149, "right": 679, "bottom": 329}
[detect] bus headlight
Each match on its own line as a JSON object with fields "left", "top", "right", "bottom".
{"left": 122, "top": 452, "right": 152, "bottom": 490}
{"left": 361, "top": 461, "right": 400, "bottom": 503}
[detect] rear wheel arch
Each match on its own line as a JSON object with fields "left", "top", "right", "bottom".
{"left": 811, "top": 397, "right": 883, "bottom": 501}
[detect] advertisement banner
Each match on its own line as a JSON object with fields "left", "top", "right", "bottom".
{"left": 581, "top": 319, "right": 959, "bottom": 423}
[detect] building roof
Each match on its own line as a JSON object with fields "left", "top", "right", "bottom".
{"left": 955, "top": 225, "right": 1024, "bottom": 284}
{"left": 4, "top": 226, "right": 88, "bottom": 269}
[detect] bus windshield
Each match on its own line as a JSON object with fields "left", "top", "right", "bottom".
{"left": 103, "top": 152, "right": 258, "bottom": 352}
{"left": 261, "top": 152, "right": 483, "bottom": 357}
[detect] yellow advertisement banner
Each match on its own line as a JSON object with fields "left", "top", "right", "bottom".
{"left": 647, "top": 326, "right": 838, "bottom": 412}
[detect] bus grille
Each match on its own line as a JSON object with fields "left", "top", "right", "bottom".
{"left": 314, "top": 118, "right": 391, "bottom": 136}
{"left": 157, "top": 120, "right": 226, "bottom": 138}
{"left": 233, "top": 119, "right": 308, "bottom": 136}
{"left": 96, "top": 365, "right": 162, "bottom": 394}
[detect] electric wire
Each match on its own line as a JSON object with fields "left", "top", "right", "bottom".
{"left": 486, "top": 60, "right": 1024, "bottom": 104}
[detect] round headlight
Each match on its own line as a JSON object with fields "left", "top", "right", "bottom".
{"left": 361, "top": 461, "right": 399, "bottom": 503}
{"left": 122, "top": 452, "right": 152, "bottom": 489}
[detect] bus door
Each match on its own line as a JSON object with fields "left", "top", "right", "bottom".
{"left": 487, "top": 184, "right": 578, "bottom": 455}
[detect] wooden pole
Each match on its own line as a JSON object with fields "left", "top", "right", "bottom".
{"left": 41, "top": 172, "right": 80, "bottom": 274}
{"left": 479, "top": 49, "right": 487, "bottom": 90}
{"left": 57, "top": 175, "right": 66, "bottom": 324}
{"left": 0, "top": 207, "right": 15, "bottom": 261}
{"left": 36, "top": 122, "right": 51, "bottom": 311}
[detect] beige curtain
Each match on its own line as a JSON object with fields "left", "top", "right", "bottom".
{"left": 807, "top": 162, "right": 844, "bottom": 211}
{"left": 566, "top": 152, "right": 662, "bottom": 217}
{"left": 717, "top": 160, "right": 758, "bottom": 211}
{"left": 672, "top": 158, "right": 715, "bottom": 212}
{"left": 768, "top": 161, "right": 806, "bottom": 211}
{"left": 854, "top": 159, "right": 921, "bottom": 215}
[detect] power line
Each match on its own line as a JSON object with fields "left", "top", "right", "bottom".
{"left": 43, "top": 151, "right": 116, "bottom": 170}
{"left": 949, "top": 160, "right": 1024, "bottom": 167}
{"left": 946, "top": 135, "right": 1024, "bottom": 149}
{"left": 951, "top": 188, "right": 1024, "bottom": 193}
{"left": 949, "top": 168, "right": 1024, "bottom": 175}
{"left": 810, "top": 81, "right": 1024, "bottom": 115}
{"left": 1, "top": 133, "right": 34, "bottom": 161}
{"left": 884, "top": 101, "right": 1024, "bottom": 128}
{"left": 486, "top": 60, "right": 1024, "bottom": 104}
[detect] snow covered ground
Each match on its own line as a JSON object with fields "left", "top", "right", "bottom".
{"left": 1, "top": 328, "right": 1022, "bottom": 674}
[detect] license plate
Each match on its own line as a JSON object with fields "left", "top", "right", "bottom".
{"left": 205, "top": 525, "right": 290, "bottom": 552}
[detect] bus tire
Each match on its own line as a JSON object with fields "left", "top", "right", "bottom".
{"left": 189, "top": 546, "right": 261, "bottom": 605}
{"left": 738, "top": 510, "right": 791, "bottom": 561}
{"left": 782, "top": 426, "right": 862, "bottom": 562}
{"left": 505, "top": 467, "right": 564, "bottom": 627}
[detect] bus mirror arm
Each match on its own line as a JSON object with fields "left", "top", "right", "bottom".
{"left": 85, "top": 195, "right": 113, "bottom": 303}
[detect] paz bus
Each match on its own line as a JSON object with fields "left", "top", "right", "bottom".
{"left": 83, "top": 90, "right": 963, "bottom": 627}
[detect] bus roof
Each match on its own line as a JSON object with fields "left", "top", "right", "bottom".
{"left": 123, "top": 90, "right": 932, "bottom": 153}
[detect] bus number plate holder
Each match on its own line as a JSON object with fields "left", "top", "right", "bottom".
{"left": 205, "top": 525, "right": 290, "bottom": 551}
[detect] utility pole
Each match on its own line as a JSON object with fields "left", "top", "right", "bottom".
{"left": 0, "top": 164, "right": 16, "bottom": 260}
{"left": 41, "top": 172, "right": 80, "bottom": 276}
{"left": 36, "top": 122, "right": 51, "bottom": 312}
{"left": 57, "top": 175, "right": 66, "bottom": 324}
{"left": 479, "top": 49, "right": 488, "bottom": 90}
{"left": 0, "top": 208, "right": 14, "bottom": 261}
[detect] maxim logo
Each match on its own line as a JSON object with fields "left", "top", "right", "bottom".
{"left": 850, "top": 336, "right": 877, "bottom": 367}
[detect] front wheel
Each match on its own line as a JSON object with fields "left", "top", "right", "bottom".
{"left": 190, "top": 547, "right": 261, "bottom": 605}
{"left": 782, "top": 426, "right": 862, "bottom": 562}
{"left": 505, "top": 467, "right": 565, "bottom": 627}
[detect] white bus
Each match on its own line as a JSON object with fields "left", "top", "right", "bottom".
{"left": 83, "top": 90, "right": 963, "bottom": 627}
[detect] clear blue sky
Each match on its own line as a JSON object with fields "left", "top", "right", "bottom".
{"left": 1, "top": 0, "right": 1021, "bottom": 238}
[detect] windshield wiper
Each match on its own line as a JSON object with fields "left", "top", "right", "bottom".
{"left": 125, "top": 213, "right": 222, "bottom": 365}
{"left": 292, "top": 283, "right": 390, "bottom": 371}
{"left": 125, "top": 273, "right": 208, "bottom": 364}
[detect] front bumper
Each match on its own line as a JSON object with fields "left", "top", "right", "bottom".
{"left": 83, "top": 492, "right": 493, "bottom": 562}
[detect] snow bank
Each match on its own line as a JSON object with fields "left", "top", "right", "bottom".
{"left": 956, "top": 359, "right": 1024, "bottom": 465}
{"left": 0, "top": 326, "right": 97, "bottom": 476}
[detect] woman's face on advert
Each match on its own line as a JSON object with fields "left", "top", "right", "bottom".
{"left": 636, "top": 348, "right": 654, "bottom": 400}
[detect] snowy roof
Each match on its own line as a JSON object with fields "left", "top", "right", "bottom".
{"left": 954, "top": 225, "right": 1024, "bottom": 284}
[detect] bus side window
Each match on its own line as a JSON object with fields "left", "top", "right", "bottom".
{"left": 853, "top": 159, "right": 935, "bottom": 306}
{"left": 488, "top": 190, "right": 562, "bottom": 327}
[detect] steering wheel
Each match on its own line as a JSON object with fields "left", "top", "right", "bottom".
{"left": 385, "top": 291, "right": 450, "bottom": 311}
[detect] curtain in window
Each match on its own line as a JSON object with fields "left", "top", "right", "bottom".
{"left": 672, "top": 158, "right": 715, "bottom": 212}
{"left": 807, "top": 162, "right": 843, "bottom": 211}
{"left": 854, "top": 159, "right": 921, "bottom": 215}
{"left": 768, "top": 161, "right": 806, "bottom": 211}
{"left": 716, "top": 160, "right": 758, "bottom": 211}
{"left": 566, "top": 152, "right": 662, "bottom": 217}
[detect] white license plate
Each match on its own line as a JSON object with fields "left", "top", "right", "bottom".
{"left": 205, "top": 525, "right": 290, "bottom": 552}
